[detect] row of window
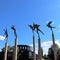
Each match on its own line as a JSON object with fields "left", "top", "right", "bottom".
{"left": 18, "top": 45, "right": 32, "bottom": 51}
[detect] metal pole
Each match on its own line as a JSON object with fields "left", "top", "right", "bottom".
{"left": 33, "top": 34, "right": 36, "bottom": 60}
{"left": 4, "top": 39, "right": 8, "bottom": 60}
{"left": 4, "top": 29, "right": 8, "bottom": 60}
{"left": 11, "top": 25, "right": 18, "bottom": 60}
{"left": 28, "top": 24, "right": 36, "bottom": 60}
{"left": 46, "top": 21, "right": 57, "bottom": 60}
{"left": 12, "top": 38, "right": 18, "bottom": 60}
{"left": 52, "top": 30, "right": 57, "bottom": 60}
{"left": 38, "top": 33, "right": 42, "bottom": 60}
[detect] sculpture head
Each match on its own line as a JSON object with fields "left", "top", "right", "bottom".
{"left": 4, "top": 28, "right": 8, "bottom": 39}
{"left": 11, "top": 25, "right": 17, "bottom": 37}
{"left": 46, "top": 21, "right": 55, "bottom": 30}
{"left": 28, "top": 24, "right": 35, "bottom": 32}
{"left": 33, "top": 23, "right": 44, "bottom": 35}
{"left": 11, "top": 25, "right": 16, "bottom": 31}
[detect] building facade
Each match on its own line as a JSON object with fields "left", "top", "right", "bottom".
{"left": 17, "top": 45, "right": 33, "bottom": 60}
{"left": 0, "top": 45, "right": 41, "bottom": 60}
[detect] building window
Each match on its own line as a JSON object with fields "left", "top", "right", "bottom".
{"left": 25, "top": 47, "right": 26, "bottom": 50}
{"left": 29, "top": 51, "right": 32, "bottom": 57}
{"left": 23, "top": 46, "right": 24, "bottom": 49}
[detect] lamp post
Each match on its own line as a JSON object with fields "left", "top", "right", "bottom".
{"left": 33, "top": 23, "right": 44, "bottom": 60}
{"left": 29, "top": 24, "right": 36, "bottom": 60}
{"left": 46, "top": 21, "right": 57, "bottom": 60}
{"left": 11, "top": 25, "right": 18, "bottom": 60}
{"left": 4, "top": 29, "right": 8, "bottom": 60}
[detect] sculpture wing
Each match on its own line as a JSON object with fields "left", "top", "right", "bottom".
{"left": 11, "top": 25, "right": 16, "bottom": 30}
{"left": 28, "top": 25, "right": 33, "bottom": 30}
{"left": 47, "top": 21, "right": 52, "bottom": 26}
{"left": 48, "top": 21, "right": 52, "bottom": 25}
{"left": 46, "top": 21, "right": 53, "bottom": 28}
{"left": 33, "top": 23, "right": 36, "bottom": 30}
{"left": 38, "top": 29, "right": 44, "bottom": 35}
{"left": 4, "top": 29, "right": 8, "bottom": 38}
{"left": 33, "top": 23, "right": 40, "bottom": 30}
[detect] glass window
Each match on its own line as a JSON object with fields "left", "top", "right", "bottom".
{"left": 29, "top": 51, "right": 32, "bottom": 57}
{"left": 23, "top": 46, "right": 24, "bottom": 49}
{"left": 20, "top": 46, "right": 21, "bottom": 49}
{"left": 25, "top": 47, "right": 26, "bottom": 49}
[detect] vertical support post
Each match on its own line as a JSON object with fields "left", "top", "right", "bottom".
{"left": 13, "top": 38, "right": 18, "bottom": 60}
{"left": 4, "top": 39, "right": 8, "bottom": 60}
{"left": 4, "top": 29, "right": 8, "bottom": 60}
{"left": 33, "top": 23, "right": 44, "bottom": 60}
{"left": 28, "top": 24, "right": 36, "bottom": 60}
{"left": 38, "top": 33, "right": 42, "bottom": 60}
{"left": 33, "top": 34, "right": 36, "bottom": 60}
{"left": 46, "top": 21, "right": 57, "bottom": 60}
{"left": 11, "top": 25, "right": 18, "bottom": 60}
{"left": 52, "top": 30, "right": 57, "bottom": 60}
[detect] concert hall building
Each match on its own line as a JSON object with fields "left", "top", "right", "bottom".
{"left": 17, "top": 45, "right": 33, "bottom": 60}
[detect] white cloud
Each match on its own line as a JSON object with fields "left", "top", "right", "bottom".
{"left": 55, "top": 40, "right": 60, "bottom": 47}
{"left": 30, "top": 40, "right": 60, "bottom": 55}
{"left": 41, "top": 41, "right": 52, "bottom": 47}
{"left": 56, "top": 25, "right": 60, "bottom": 32}
{"left": 41, "top": 41, "right": 52, "bottom": 55}
{"left": 42, "top": 40, "right": 60, "bottom": 55}
{"left": 58, "top": 25, "right": 60, "bottom": 28}
{"left": 0, "top": 36, "right": 5, "bottom": 40}
{"left": 35, "top": 50, "right": 38, "bottom": 54}
{"left": 30, "top": 44, "right": 33, "bottom": 47}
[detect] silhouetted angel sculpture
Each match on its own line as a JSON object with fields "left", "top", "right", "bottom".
{"left": 33, "top": 23, "right": 44, "bottom": 35}
{"left": 11, "top": 25, "right": 17, "bottom": 37}
{"left": 4, "top": 29, "right": 8, "bottom": 39}
{"left": 28, "top": 24, "right": 35, "bottom": 32}
{"left": 46, "top": 21, "right": 55, "bottom": 30}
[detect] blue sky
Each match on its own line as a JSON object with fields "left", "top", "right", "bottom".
{"left": 0, "top": 0, "right": 60, "bottom": 54}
